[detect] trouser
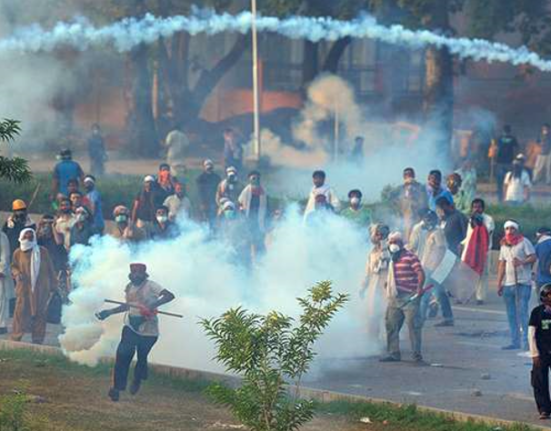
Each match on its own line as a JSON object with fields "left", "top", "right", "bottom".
{"left": 532, "top": 354, "right": 551, "bottom": 414}
{"left": 495, "top": 163, "right": 510, "bottom": 202}
{"left": 113, "top": 326, "right": 158, "bottom": 391}
{"left": 503, "top": 284, "right": 531, "bottom": 347}
{"left": 385, "top": 294, "right": 422, "bottom": 360}
{"left": 420, "top": 281, "right": 454, "bottom": 323}
{"left": 475, "top": 260, "right": 489, "bottom": 302}
{"left": 90, "top": 158, "right": 105, "bottom": 176}
{"left": 0, "top": 282, "right": 8, "bottom": 329}
{"left": 534, "top": 155, "right": 551, "bottom": 184}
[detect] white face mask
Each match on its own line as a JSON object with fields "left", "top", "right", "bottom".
{"left": 20, "top": 239, "right": 35, "bottom": 251}
{"left": 157, "top": 215, "right": 168, "bottom": 224}
{"left": 350, "top": 197, "right": 360, "bottom": 206}
{"left": 389, "top": 244, "right": 401, "bottom": 254}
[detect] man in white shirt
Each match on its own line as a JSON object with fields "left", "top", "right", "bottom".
{"left": 304, "top": 170, "right": 340, "bottom": 217}
{"left": 504, "top": 155, "right": 531, "bottom": 205}
{"left": 461, "top": 198, "right": 495, "bottom": 305}
{"left": 497, "top": 220, "right": 536, "bottom": 350}
{"left": 163, "top": 182, "right": 192, "bottom": 222}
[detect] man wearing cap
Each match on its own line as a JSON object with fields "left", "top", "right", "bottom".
{"left": 497, "top": 220, "right": 536, "bottom": 350}
{"left": 110, "top": 206, "right": 146, "bottom": 243}
{"left": 536, "top": 227, "right": 551, "bottom": 290}
{"left": 52, "top": 149, "right": 84, "bottom": 197}
{"left": 83, "top": 175, "right": 105, "bottom": 234}
{"left": 132, "top": 176, "right": 164, "bottom": 229}
{"left": 11, "top": 228, "right": 56, "bottom": 344}
{"left": 96, "top": 263, "right": 175, "bottom": 401}
{"left": 382, "top": 232, "right": 426, "bottom": 363}
{"left": 216, "top": 167, "right": 243, "bottom": 209}
{"left": 3, "top": 200, "right": 36, "bottom": 254}
{"left": 196, "top": 159, "right": 222, "bottom": 227}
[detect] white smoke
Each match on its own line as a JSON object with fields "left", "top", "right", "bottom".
{"left": 2, "top": 9, "right": 551, "bottom": 71}
{"left": 60, "top": 210, "right": 378, "bottom": 371}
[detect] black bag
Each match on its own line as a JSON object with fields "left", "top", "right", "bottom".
{"left": 46, "top": 291, "right": 63, "bottom": 324}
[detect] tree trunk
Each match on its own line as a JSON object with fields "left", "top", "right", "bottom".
{"left": 302, "top": 40, "right": 319, "bottom": 88}
{"left": 322, "top": 37, "right": 352, "bottom": 74}
{"left": 422, "top": 0, "right": 454, "bottom": 163}
{"left": 126, "top": 44, "right": 159, "bottom": 157}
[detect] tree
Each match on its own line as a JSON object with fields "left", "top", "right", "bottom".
{"left": 0, "top": 119, "right": 31, "bottom": 183}
{"left": 201, "top": 281, "right": 348, "bottom": 431}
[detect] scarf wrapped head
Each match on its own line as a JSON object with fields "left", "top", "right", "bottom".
{"left": 501, "top": 220, "right": 523, "bottom": 246}
{"left": 18, "top": 228, "right": 41, "bottom": 292}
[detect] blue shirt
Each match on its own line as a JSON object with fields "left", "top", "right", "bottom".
{"left": 536, "top": 238, "right": 551, "bottom": 285}
{"left": 428, "top": 188, "right": 454, "bottom": 211}
{"left": 54, "top": 160, "right": 83, "bottom": 195}
{"left": 87, "top": 189, "right": 105, "bottom": 231}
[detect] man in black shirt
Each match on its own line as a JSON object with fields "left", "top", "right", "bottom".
{"left": 529, "top": 284, "right": 551, "bottom": 420}
{"left": 435, "top": 196, "right": 468, "bottom": 257}
{"left": 196, "top": 159, "right": 222, "bottom": 228}
{"left": 495, "top": 125, "right": 519, "bottom": 202}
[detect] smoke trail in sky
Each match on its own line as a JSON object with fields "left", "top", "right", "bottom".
{"left": 1, "top": 8, "right": 551, "bottom": 71}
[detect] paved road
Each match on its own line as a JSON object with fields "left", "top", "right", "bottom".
{"left": 304, "top": 284, "right": 549, "bottom": 427}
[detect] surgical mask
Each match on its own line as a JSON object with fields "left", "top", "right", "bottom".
{"left": 156, "top": 215, "right": 168, "bottom": 224}
{"left": 350, "top": 197, "right": 360, "bottom": 206}
{"left": 389, "top": 244, "right": 401, "bottom": 254}
{"left": 115, "top": 215, "right": 128, "bottom": 224}
{"left": 20, "top": 239, "right": 34, "bottom": 251}
{"left": 76, "top": 214, "right": 87, "bottom": 223}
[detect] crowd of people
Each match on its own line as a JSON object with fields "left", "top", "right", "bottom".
{"left": 3, "top": 124, "right": 551, "bottom": 417}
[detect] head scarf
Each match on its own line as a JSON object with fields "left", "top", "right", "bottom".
{"left": 19, "top": 228, "right": 41, "bottom": 292}
{"left": 501, "top": 220, "right": 523, "bottom": 246}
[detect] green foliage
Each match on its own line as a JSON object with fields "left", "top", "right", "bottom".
{"left": 201, "top": 281, "right": 348, "bottom": 431}
{"left": 0, "top": 394, "right": 31, "bottom": 431}
{"left": 0, "top": 119, "right": 31, "bottom": 184}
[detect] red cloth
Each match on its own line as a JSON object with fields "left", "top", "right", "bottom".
{"left": 501, "top": 233, "right": 524, "bottom": 247}
{"left": 463, "top": 225, "right": 489, "bottom": 275}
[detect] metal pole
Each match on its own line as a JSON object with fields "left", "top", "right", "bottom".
{"left": 251, "top": 0, "right": 261, "bottom": 162}
{"left": 334, "top": 102, "right": 340, "bottom": 162}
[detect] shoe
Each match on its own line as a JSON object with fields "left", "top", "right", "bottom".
{"left": 0, "top": 327, "right": 7, "bottom": 335}
{"left": 379, "top": 356, "right": 401, "bottom": 363}
{"left": 434, "top": 320, "right": 454, "bottom": 327}
{"left": 108, "top": 388, "right": 119, "bottom": 402}
{"left": 412, "top": 355, "right": 425, "bottom": 364}
{"left": 540, "top": 412, "right": 550, "bottom": 420}
{"left": 502, "top": 344, "right": 520, "bottom": 350}
{"left": 129, "top": 379, "right": 141, "bottom": 395}
{"left": 476, "top": 300, "right": 484, "bottom": 306}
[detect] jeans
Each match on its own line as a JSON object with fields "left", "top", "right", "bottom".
{"left": 420, "top": 281, "right": 454, "bottom": 324}
{"left": 502, "top": 284, "right": 531, "bottom": 347}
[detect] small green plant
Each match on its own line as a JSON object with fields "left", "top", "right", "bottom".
{"left": 0, "top": 119, "right": 31, "bottom": 183}
{"left": 201, "top": 281, "right": 348, "bottom": 431}
{"left": 0, "top": 393, "right": 31, "bottom": 431}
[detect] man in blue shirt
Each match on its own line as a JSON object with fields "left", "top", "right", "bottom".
{"left": 536, "top": 227, "right": 551, "bottom": 289}
{"left": 427, "top": 170, "right": 453, "bottom": 211}
{"left": 53, "top": 149, "right": 84, "bottom": 196}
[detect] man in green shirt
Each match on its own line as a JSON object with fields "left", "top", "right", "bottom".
{"left": 447, "top": 173, "right": 471, "bottom": 214}
{"left": 341, "top": 189, "right": 372, "bottom": 227}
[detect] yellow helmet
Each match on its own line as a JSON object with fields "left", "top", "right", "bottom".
{"left": 12, "top": 199, "right": 27, "bottom": 211}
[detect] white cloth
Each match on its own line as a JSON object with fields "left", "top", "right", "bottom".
{"left": 304, "top": 184, "right": 340, "bottom": 216}
{"left": 461, "top": 213, "right": 495, "bottom": 261}
{"left": 504, "top": 171, "right": 531, "bottom": 203}
{"left": 498, "top": 237, "right": 536, "bottom": 286}
{"left": 18, "top": 228, "right": 41, "bottom": 292}
{"left": 163, "top": 195, "right": 191, "bottom": 221}
{"left": 0, "top": 231, "right": 13, "bottom": 328}
{"left": 238, "top": 185, "right": 268, "bottom": 232}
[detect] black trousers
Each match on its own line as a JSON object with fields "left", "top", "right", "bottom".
{"left": 532, "top": 354, "right": 551, "bottom": 414}
{"left": 113, "top": 326, "right": 158, "bottom": 391}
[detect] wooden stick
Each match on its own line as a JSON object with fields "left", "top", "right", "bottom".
{"left": 104, "top": 299, "right": 184, "bottom": 318}
{"left": 27, "top": 183, "right": 42, "bottom": 210}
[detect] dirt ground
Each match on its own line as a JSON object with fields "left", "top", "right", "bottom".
{"left": 0, "top": 350, "right": 375, "bottom": 431}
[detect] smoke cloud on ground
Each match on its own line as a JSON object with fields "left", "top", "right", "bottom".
{"left": 1, "top": 8, "right": 551, "bottom": 71}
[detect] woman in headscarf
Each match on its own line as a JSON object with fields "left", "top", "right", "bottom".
{"left": 10, "top": 228, "right": 56, "bottom": 344}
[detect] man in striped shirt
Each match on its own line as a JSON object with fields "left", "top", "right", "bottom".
{"left": 381, "top": 232, "right": 426, "bottom": 363}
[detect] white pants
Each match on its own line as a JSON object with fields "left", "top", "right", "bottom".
{"left": 475, "top": 259, "right": 489, "bottom": 302}
{"left": 0, "top": 279, "right": 10, "bottom": 329}
{"left": 534, "top": 155, "right": 551, "bottom": 184}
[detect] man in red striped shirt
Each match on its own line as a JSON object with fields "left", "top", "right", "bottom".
{"left": 381, "top": 232, "right": 426, "bottom": 363}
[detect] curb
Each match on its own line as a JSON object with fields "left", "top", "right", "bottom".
{"left": 0, "top": 339, "right": 548, "bottom": 430}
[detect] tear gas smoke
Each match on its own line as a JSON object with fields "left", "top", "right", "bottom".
{"left": 60, "top": 210, "right": 377, "bottom": 372}
{"left": 1, "top": 9, "right": 551, "bottom": 72}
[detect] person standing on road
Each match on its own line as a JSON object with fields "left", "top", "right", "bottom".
{"left": 534, "top": 124, "right": 551, "bottom": 184}
{"left": 536, "top": 227, "right": 551, "bottom": 291}
{"left": 497, "top": 220, "right": 536, "bottom": 350}
{"left": 381, "top": 232, "right": 426, "bottom": 363}
{"left": 494, "top": 125, "right": 519, "bottom": 202}
{"left": 87, "top": 124, "right": 107, "bottom": 176}
{"left": 529, "top": 284, "right": 551, "bottom": 420}
{"left": 394, "top": 167, "right": 428, "bottom": 241}
{"left": 96, "top": 263, "right": 175, "bottom": 402}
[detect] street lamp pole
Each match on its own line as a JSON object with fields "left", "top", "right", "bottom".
{"left": 251, "top": 0, "right": 261, "bottom": 162}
